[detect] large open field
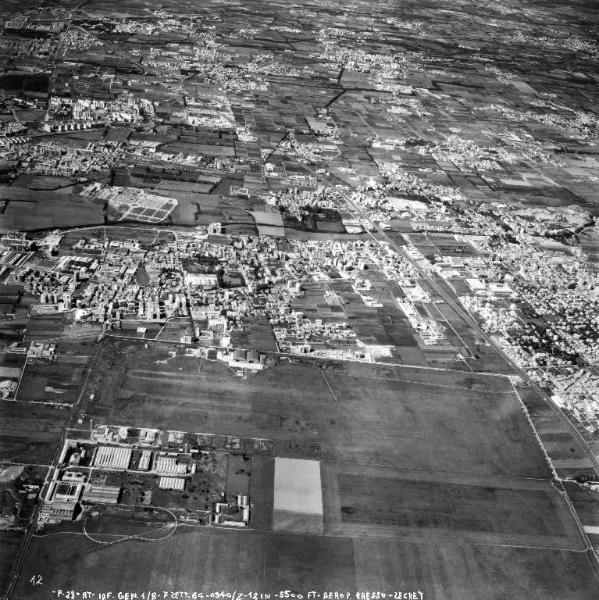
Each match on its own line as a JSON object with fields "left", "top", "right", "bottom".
{"left": 0, "top": 530, "right": 22, "bottom": 597}
{"left": 321, "top": 463, "right": 582, "bottom": 548}
{"left": 54, "top": 338, "right": 599, "bottom": 591}
{"left": 0, "top": 401, "right": 69, "bottom": 464}
{"left": 16, "top": 338, "right": 94, "bottom": 404}
{"left": 20, "top": 337, "right": 593, "bottom": 597}
{"left": 83, "top": 340, "right": 549, "bottom": 479}
{"left": 18, "top": 359, "right": 86, "bottom": 404}
{"left": 0, "top": 189, "right": 105, "bottom": 233}
{"left": 11, "top": 526, "right": 599, "bottom": 600}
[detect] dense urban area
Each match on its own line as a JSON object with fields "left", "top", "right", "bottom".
{"left": 0, "top": 0, "right": 598, "bottom": 598}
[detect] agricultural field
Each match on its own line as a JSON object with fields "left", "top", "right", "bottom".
{"left": 322, "top": 463, "right": 581, "bottom": 547}
{"left": 563, "top": 481, "right": 599, "bottom": 552}
{"left": 515, "top": 383, "right": 598, "bottom": 480}
{"left": 22, "top": 315, "right": 65, "bottom": 342}
{"left": 0, "top": 319, "right": 28, "bottom": 347}
{"left": 229, "top": 317, "right": 279, "bottom": 353}
{"left": 11, "top": 175, "right": 75, "bottom": 191}
{"left": 0, "top": 401, "right": 69, "bottom": 465}
{"left": 0, "top": 530, "right": 22, "bottom": 596}
{"left": 17, "top": 359, "right": 87, "bottom": 404}
{"left": 15, "top": 338, "right": 94, "bottom": 404}
{"left": 169, "top": 193, "right": 257, "bottom": 231}
{"left": 351, "top": 538, "right": 598, "bottom": 600}
{"left": 10, "top": 526, "right": 599, "bottom": 600}
{"left": 249, "top": 455, "right": 274, "bottom": 531}
{"left": 0, "top": 190, "right": 105, "bottom": 233}
{"left": 155, "top": 318, "right": 194, "bottom": 343}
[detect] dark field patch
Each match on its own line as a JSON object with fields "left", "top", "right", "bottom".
{"left": 0, "top": 530, "right": 22, "bottom": 597}
{"left": 11, "top": 175, "right": 74, "bottom": 191}
{"left": 264, "top": 533, "right": 355, "bottom": 589}
{"left": 17, "top": 359, "right": 87, "bottom": 404}
{"left": 248, "top": 455, "right": 274, "bottom": 530}
{"left": 0, "top": 196, "right": 104, "bottom": 233}
{"left": 338, "top": 475, "right": 570, "bottom": 537}
{"left": 514, "top": 384, "right": 594, "bottom": 478}
{"left": 23, "top": 314, "right": 65, "bottom": 342}
{"left": 12, "top": 527, "right": 356, "bottom": 596}
{"left": 230, "top": 317, "right": 279, "bottom": 352}
{"left": 0, "top": 400, "right": 68, "bottom": 464}
{"left": 0, "top": 73, "right": 48, "bottom": 93}
{"left": 563, "top": 481, "right": 599, "bottom": 527}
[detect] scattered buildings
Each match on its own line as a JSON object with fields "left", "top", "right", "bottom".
{"left": 0, "top": 7, "right": 598, "bottom": 592}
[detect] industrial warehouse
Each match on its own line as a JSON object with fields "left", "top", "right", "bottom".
{"left": 37, "top": 424, "right": 272, "bottom": 528}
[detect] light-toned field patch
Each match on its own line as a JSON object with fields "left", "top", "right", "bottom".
{"left": 274, "top": 457, "right": 323, "bottom": 515}
{"left": 273, "top": 458, "right": 323, "bottom": 533}
{"left": 0, "top": 465, "right": 24, "bottom": 482}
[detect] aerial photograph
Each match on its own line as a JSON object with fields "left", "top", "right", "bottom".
{"left": 0, "top": 0, "right": 598, "bottom": 598}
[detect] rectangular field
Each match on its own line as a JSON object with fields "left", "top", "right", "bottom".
{"left": 249, "top": 455, "right": 274, "bottom": 530}
{"left": 273, "top": 457, "right": 323, "bottom": 534}
{"left": 333, "top": 472, "right": 580, "bottom": 546}
{"left": 274, "top": 458, "right": 323, "bottom": 515}
{"left": 17, "top": 359, "right": 87, "bottom": 404}
{"left": 319, "top": 462, "right": 583, "bottom": 547}
{"left": 0, "top": 401, "right": 69, "bottom": 464}
{"left": 0, "top": 530, "right": 22, "bottom": 597}
{"left": 352, "top": 538, "right": 598, "bottom": 600}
